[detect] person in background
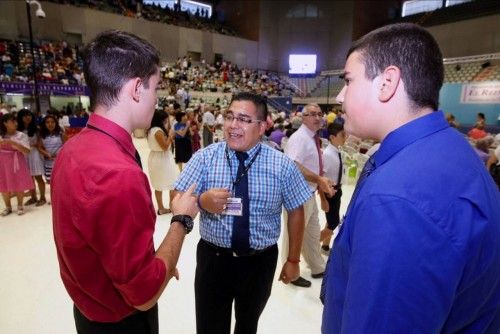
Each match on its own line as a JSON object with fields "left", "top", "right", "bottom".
{"left": 187, "top": 109, "right": 201, "bottom": 153}
{"left": 147, "top": 110, "right": 177, "bottom": 215}
{"left": 281, "top": 103, "right": 335, "bottom": 288}
{"left": 0, "top": 113, "right": 33, "bottom": 216}
{"left": 319, "top": 122, "right": 346, "bottom": 253}
{"left": 174, "top": 111, "right": 192, "bottom": 172}
{"left": 322, "top": 23, "right": 500, "bottom": 333}
{"left": 202, "top": 106, "right": 215, "bottom": 147}
{"left": 475, "top": 112, "right": 486, "bottom": 128}
{"left": 473, "top": 136, "right": 493, "bottom": 165}
{"left": 17, "top": 109, "right": 46, "bottom": 206}
{"left": 445, "top": 112, "right": 459, "bottom": 128}
{"left": 38, "top": 115, "right": 67, "bottom": 184}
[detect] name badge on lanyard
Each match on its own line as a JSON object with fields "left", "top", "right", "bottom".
{"left": 221, "top": 197, "right": 243, "bottom": 216}
{"left": 222, "top": 145, "right": 261, "bottom": 217}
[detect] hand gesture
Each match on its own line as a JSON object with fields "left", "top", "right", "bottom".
{"left": 278, "top": 261, "right": 300, "bottom": 284}
{"left": 171, "top": 183, "right": 199, "bottom": 218}
{"left": 318, "top": 176, "right": 336, "bottom": 197}
{"left": 320, "top": 227, "right": 333, "bottom": 242}
{"left": 199, "top": 188, "right": 231, "bottom": 214}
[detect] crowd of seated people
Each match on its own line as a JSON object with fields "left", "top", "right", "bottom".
{"left": 47, "top": 0, "right": 238, "bottom": 36}
{"left": 159, "top": 57, "right": 297, "bottom": 99}
{"left": 0, "top": 39, "right": 84, "bottom": 86}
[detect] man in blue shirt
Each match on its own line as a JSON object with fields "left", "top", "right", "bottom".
{"left": 174, "top": 92, "right": 311, "bottom": 334}
{"left": 322, "top": 23, "right": 500, "bottom": 333}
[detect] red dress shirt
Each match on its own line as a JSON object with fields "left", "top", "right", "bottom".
{"left": 51, "top": 114, "right": 166, "bottom": 322}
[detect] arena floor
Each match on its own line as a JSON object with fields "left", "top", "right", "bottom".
{"left": 0, "top": 136, "right": 354, "bottom": 333}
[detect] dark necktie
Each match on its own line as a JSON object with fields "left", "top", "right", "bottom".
{"left": 135, "top": 150, "right": 142, "bottom": 170}
{"left": 231, "top": 151, "right": 250, "bottom": 254}
{"left": 337, "top": 151, "right": 343, "bottom": 187}
{"left": 320, "top": 154, "right": 377, "bottom": 304}
{"left": 315, "top": 134, "right": 324, "bottom": 176}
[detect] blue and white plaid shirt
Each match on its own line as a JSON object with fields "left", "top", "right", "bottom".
{"left": 174, "top": 141, "right": 312, "bottom": 249}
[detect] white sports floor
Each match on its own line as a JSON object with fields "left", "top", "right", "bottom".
{"left": 0, "top": 137, "right": 354, "bottom": 333}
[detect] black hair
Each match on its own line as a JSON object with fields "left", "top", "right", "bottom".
{"left": 82, "top": 30, "right": 160, "bottom": 109}
{"left": 327, "top": 122, "right": 344, "bottom": 137}
{"left": 477, "top": 113, "right": 485, "bottom": 120}
{"left": 175, "top": 111, "right": 186, "bottom": 123}
{"left": 229, "top": 92, "right": 268, "bottom": 121}
{"left": 40, "top": 115, "right": 63, "bottom": 138}
{"left": 0, "top": 113, "right": 17, "bottom": 137}
{"left": 149, "top": 110, "right": 169, "bottom": 135}
{"left": 17, "top": 108, "right": 38, "bottom": 137}
{"left": 347, "top": 23, "right": 443, "bottom": 111}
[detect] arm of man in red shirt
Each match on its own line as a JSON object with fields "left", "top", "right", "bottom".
{"left": 136, "top": 183, "right": 198, "bottom": 311}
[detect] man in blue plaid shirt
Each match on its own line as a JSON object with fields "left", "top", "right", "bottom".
{"left": 173, "top": 92, "right": 311, "bottom": 334}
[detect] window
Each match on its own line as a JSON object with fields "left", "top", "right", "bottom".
{"left": 445, "top": 0, "right": 472, "bottom": 7}
{"left": 402, "top": 0, "right": 442, "bottom": 17}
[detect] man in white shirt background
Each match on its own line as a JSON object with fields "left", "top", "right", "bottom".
{"left": 282, "top": 103, "right": 335, "bottom": 287}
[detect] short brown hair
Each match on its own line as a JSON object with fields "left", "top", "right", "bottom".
{"left": 348, "top": 23, "right": 443, "bottom": 111}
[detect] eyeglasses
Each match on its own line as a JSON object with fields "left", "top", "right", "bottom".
{"left": 303, "top": 112, "right": 324, "bottom": 118}
{"left": 224, "top": 114, "right": 263, "bottom": 125}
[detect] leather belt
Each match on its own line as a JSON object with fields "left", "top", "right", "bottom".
{"left": 201, "top": 239, "right": 275, "bottom": 257}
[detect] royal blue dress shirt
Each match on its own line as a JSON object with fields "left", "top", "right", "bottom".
{"left": 322, "top": 111, "right": 500, "bottom": 333}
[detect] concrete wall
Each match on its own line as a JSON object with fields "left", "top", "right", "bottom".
{"left": 258, "top": 0, "right": 354, "bottom": 73}
{"left": 427, "top": 14, "right": 500, "bottom": 58}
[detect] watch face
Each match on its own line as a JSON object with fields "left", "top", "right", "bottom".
{"left": 172, "top": 215, "right": 193, "bottom": 233}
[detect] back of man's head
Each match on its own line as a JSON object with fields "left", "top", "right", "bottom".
{"left": 82, "top": 30, "right": 160, "bottom": 110}
{"left": 348, "top": 23, "right": 443, "bottom": 111}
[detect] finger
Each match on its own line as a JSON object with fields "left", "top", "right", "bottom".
{"left": 183, "top": 183, "right": 197, "bottom": 198}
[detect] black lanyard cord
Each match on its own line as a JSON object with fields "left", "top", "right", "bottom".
{"left": 225, "top": 145, "right": 261, "bottom": 187}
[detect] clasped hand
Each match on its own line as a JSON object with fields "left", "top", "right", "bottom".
{"left": 199, "top": 188, "right": 231, "bottom": 214}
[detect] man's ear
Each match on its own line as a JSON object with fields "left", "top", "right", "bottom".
{"left": 378, "top": 66, "right": 400, "bottom": 102}
{"left": 130, "top": 78, "right": 142, "bottom": 103}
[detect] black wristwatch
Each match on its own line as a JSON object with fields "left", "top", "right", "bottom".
{"left": 171, "top": 215, "right": 194, "bottom": 234}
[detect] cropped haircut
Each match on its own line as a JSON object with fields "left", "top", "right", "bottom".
{"left": 347, "top": 23, "right": 444, "bottom": 111}
{"left": 327, "top": 122, "right": 344, "bottom": 137}
{"left": 82, "top": 30, "right": 160, "bottom": 109}
{"left": 230, "top": 92, "right": 268, "bottom": 121}
{"left": 303, "top": 103, "right": 322, "bottom": 115}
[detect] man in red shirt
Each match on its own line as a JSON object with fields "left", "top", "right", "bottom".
{"left": 51, "top": 30, "right": 198, "bottom": 334}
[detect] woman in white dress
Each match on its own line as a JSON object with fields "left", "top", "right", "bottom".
{"left": 147, "top": 110, "right": 177, "bottom": 215}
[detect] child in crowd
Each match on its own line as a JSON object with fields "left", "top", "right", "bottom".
{"left": 320, "top": 122, "right": 347, "bottom": 252}
{"left": 38, "top": 115, "right": 66, "bottom": 183}
{"left": 0, "top": 113, "right": 33, "bottom": 216}
{"left": 17, "top": 109, "right": 47, "bottom": 206}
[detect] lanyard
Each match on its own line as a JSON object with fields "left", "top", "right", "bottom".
{"left": 225, "top": 144, "right": 261, "bottom": 190}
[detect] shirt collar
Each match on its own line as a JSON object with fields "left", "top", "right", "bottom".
{"left": 225, "top": 141, "right": 262, "bottom": 162}
{"left": 327, "top": 143, "right": 340, "bottom": 153}
{"left": 299, "top": 124, "right": 316, "bottom": 138}
{"left": 375, "top": 111, "right": 449, "bottom": 168}
{"left": 86, "top": 113, "right": 136, "bottom": 157}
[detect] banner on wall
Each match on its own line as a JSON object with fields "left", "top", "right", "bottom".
{"left": 460, "top": 82, "right": 500, "bottom": 104}
{"left": 0, "top": 82, "right": 89, "bottom": 96}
